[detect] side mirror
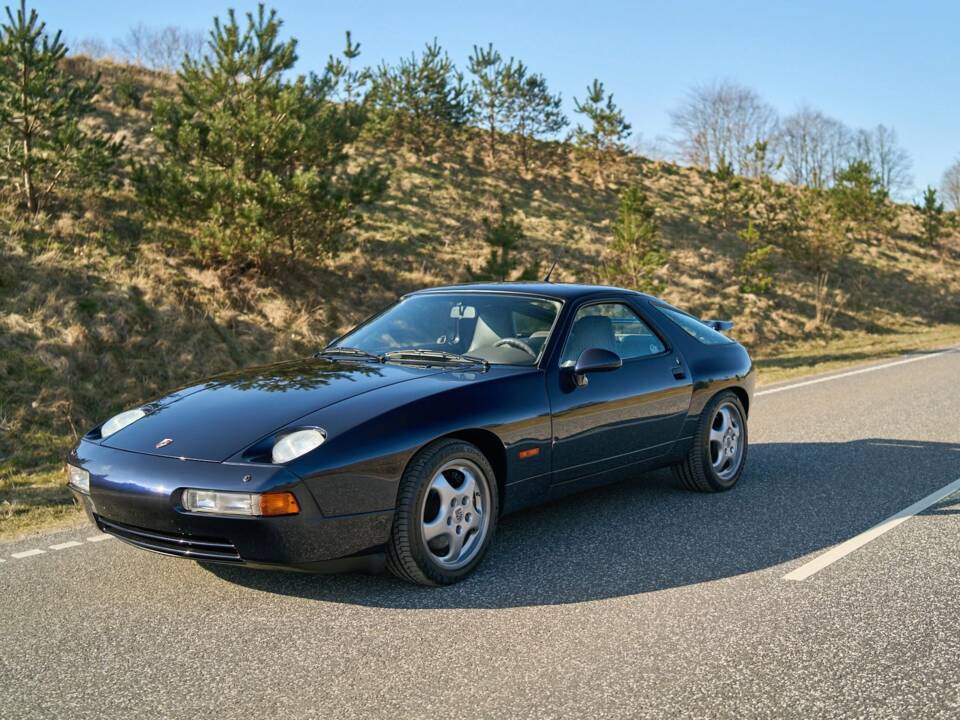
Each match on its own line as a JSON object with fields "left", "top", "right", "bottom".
{"left": 572, "top": 347, "right": 622, "bottom": 387}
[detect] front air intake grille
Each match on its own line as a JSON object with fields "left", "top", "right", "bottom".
{"left": 96, "top": 516, "right": 242, "bottom": 562}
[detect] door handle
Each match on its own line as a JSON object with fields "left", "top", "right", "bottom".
{"left": 672, "top": 366, "right": 686, "bottom": 379}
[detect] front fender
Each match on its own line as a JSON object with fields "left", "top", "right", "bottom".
{"left": 287, "top": 367, "right": 552, "bottom": 516}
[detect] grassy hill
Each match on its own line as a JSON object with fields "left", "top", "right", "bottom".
{"left": 2, "top": 59, "right": 959, "bottom": 537}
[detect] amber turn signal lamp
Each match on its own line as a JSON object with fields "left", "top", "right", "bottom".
{"left": 258, "top": 491, "right": 301, "bottom": 516}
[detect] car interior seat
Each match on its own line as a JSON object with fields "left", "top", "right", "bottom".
{"left": 563, "top": 315, "right": 616, "bottom": 364}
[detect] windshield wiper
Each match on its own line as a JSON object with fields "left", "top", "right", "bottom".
{"left": 382, "top": 349, "right": 489, "bottom": 368}
{"left": 315, "top": 346, "right": 383, "bottom": 362}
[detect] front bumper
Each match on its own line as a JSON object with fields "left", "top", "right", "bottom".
{"left": 69, "top": 440, "right": 393, "bottom": 573}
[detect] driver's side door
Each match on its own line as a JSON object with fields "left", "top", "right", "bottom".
{"left": 547, "top": 300, "right": 693, "bottom": 488}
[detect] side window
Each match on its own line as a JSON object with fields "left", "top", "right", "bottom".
{"left": 561, "top": 303, "right": 666, "bottom": 366}
{"left": 655, "top": 305, "right": 734, "bottom": 345}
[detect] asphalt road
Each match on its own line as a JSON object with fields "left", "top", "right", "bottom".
{"left": 2, "top": 348, "right": 959, "bottom": 719}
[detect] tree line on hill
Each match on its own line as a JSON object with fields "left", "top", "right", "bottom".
{"left": 0, "top": 1, "right": 956, "bottom": 332}
{"left": 0, "top": 3, "right": 632, "bottom": 254}
{"left": 670, "top": 81, "right": 915, "bottom": 197}
{"left": 75, "top": 11, "right": 960, "bottom": 214}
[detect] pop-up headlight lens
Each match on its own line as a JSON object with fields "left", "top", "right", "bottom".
{"left": 100, "top": 408, "right": 146, "bottom": 438}
{"left": 271, "top": 429, "right": 325, "bottom": 464}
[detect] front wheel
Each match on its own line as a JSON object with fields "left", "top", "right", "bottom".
{"left": 672, "top": 390, "right": 748, "bottom": 492}
{"left": 387, "top": 439, "right": 499, "bottom": 586}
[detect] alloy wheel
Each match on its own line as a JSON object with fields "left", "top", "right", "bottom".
{"left": 419, "top": 459, "right": 492, "bottom": 570}
{"left": 708, "top": 401, "right": 744, "bottom": 481}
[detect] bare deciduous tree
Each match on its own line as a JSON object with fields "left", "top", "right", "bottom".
{"left": 940, "top": 159, "right": 960, "bottom": 211}
{"left": 670, "top": 79, "right": 779, "bottom": 177}
{"left": 780, "top": 107, "right": 850, "bottom": 189}
{"left": 114, "top": 23, "right": 204, "bottom": 72}
{"left": 631, "top": 132, "right": 672, "bottom": 162}
{"left": 69, "top": 35, "right": 111, "bottom": 60}
{"left": 851, "top": 124, "right": 912, "bottom": 198}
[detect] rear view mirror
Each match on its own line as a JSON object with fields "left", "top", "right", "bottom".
{"left": 572, "top": 348, "right": 622, "bottom": 387}
{"left": 450, "top": 305, "right": 476, "bottom": 319}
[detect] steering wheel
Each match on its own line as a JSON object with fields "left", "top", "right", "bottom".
{"left": 494, "top": 338, "right": 537, "bottom": 358}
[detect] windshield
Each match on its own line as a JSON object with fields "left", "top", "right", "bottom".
{"left": 330, "top": 293, "right": 563, "bottom": 366}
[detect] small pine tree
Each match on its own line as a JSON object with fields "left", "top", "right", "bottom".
{"left": 467, "top": 43, "right": 515, "bottom": 163}
{"left": 756, "top": 178, "right": 797, "bottom": 240}
{"left": 599, "top": 186, "right": 668, "bottom": 293}
{"left": 830, "top": 160, "right": 894, "bottom": 245}
{"left": 325, "top": 31, "right": 368, "bottom": 110}
{"left": 785, "top": 190, "right": 854, "bottom": 328}
{"left": 737, "top": 222, "right": 775, "bottom": 295}
{"left": 136, "top": 6, "right": 387, "bottom": 265}
{"left": 369, "top": 39, "right": 467, "bottom": 157}
{"left": 572, "top": 79, "right": 631, "bottom": 186}
{"left": 747, "top": 139, "right": 781, "bottom": 179}
{"left": 915, "top": 185, "right": 944, "bottom": 249}
{"left": 743, "top": 154, "right": 800, "bottom": 246}
{"left": 507, "top": 65, "right": 567, "bottom": 171}
{"left": 467, "top": 203, "right": 539, "bottom": 281}
{"left": 704, "top": 156, "right": 746, "bottom": 230}
{"left": 0, "top": 0, "right": 120, "bottom": 214}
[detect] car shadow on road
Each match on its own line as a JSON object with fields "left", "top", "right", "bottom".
{"left": 203, "top": 438, "right": 960, "bottom": 608}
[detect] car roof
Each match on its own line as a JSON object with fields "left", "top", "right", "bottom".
{"left": 407, "top": 281, "right": 654, "bottom": 302}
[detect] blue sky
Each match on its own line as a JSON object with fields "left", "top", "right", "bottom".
{"left": 35, "top": 0, "right": 960, "bottom": 197}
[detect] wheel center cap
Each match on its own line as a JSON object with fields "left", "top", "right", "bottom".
{"left": 724, "top": 430, "right": 736, "bottom": 453}
{"left": 454, "top": 506, "right": 464, "bottom": 523}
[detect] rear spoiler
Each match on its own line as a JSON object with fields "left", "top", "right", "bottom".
{"left": 703, "top": 319, "right": 734, "bottom": 332}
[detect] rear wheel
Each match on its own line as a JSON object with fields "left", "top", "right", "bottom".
{"left": 387, "top": 439, "right": 498, "bottom": 586}
{"left": 673, "top": 391, "right": 748, "bottom": 492}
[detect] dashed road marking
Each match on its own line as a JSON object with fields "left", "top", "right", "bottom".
{"left": 49, "top": 541, "right": 84, "bottom": 551}
{"left": 784, "top": 476, "right": 960, "bottom": 581}
{"left": 757, "top": 348, "right": 957, "bottom": 397}
{"left": 11, "top": 549, "right": 46, "bottom": 559}
{"left": 2, "top": 532, "right": 116, "bottom": 565}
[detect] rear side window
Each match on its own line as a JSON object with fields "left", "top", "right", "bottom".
{"left": 656, "top": 305, "right": 734, "bottom": 345}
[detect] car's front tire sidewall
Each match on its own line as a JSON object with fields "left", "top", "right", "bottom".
{"left": 387, "top": 440, "right": 499, "bottom": 586}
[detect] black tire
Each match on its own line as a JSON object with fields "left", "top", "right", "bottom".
{"left": 386, "top": 439, "right": 499, "bottom": 586}
{"left": 672, "top": 390, "right": 748, "bottom": 493}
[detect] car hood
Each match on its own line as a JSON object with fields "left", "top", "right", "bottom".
{"left": 100, "top": 358, "right": 445, "bottom": 462}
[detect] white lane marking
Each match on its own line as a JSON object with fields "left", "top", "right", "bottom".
{"left": 757, "top": 348, "right": 956, "bottom": 397}
{"left": 11, "top": 548, "right": 45, "bottom": 559}
{"left": 784, "top": 476, "right": 960, "bottom": 581}
{"left": 1, "top": 533, "right": 117, "bottom": 566}
{"left": 49, "top": 540, "right": 83, "bottom": 551}
{"left": 868, "top": 442, "right": 926, "bottom": 449}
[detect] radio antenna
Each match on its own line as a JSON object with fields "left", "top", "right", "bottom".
{"left": 543, "top": 258, "right": 559, "bottom": 283}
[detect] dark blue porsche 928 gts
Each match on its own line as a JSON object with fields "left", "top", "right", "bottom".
{"left": 68, "top": 282, "right": 754, "bottom": 586}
